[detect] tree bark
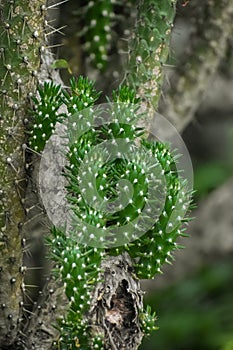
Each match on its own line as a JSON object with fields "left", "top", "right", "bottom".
{"left": 159, "top": 0, "right": 233, "bottom": 133}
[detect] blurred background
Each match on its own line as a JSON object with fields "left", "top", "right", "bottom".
{"left": 45, "top": 1, "right": 233, "bottom": 349}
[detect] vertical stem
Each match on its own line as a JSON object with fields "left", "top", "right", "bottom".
{"left": 0, "top": 0, "right": 45, "bottom": 346}
{"left": 125, "top": 0, "right": 177, "bottom": 114}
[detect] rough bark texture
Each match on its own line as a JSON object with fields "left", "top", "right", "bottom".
{"left": 159, "top": 0, "right": 233, "bottom": 132}
{"left": 20, "top": 277, "right": 66, "bottom": 350}
{"left": 88, "top": 254, "right": 144, "bottom": 350}
{"left": 22, "top": 254, "right": 144, "bottom": 350}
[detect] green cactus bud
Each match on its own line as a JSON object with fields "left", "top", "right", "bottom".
{"left": 140, "top": 305, "right": 158, "bottom": 336}
{"left": 29, "top": 76, "right": 101, "bottom": 153}
{"left": 29, "top": 82, "right": 63, "bottom": 152}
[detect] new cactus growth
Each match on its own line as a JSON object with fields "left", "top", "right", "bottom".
{"left": 29, "top": 82, "right": 63, "bottom": 153}
{"left": 140, "top": 305, "right": 158, "bottom": 336}
{"left": 30, "top": 78, "right": 191, "bottom": 349}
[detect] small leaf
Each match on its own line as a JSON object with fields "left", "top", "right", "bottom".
{"left": 51, "top": 59, "right": 72, "bottom": 73}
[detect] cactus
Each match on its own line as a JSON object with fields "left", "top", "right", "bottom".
{"left": 78, "top": 0, "right": 114, "bottom": 71}
{"left": 0, "top": 0, "right": 46, "bottom": 346}
{"left": 28, "top": 82, "right": 63, "bottom": 152}
{"left": 47, "top": 226, "right": 105, "bottom": 350}
{"left": 140, "top": 305, "right": 158, "bottom": 336}
{"left": 0, "top": 1, "right": 193, "bottom": 349}
{"left": 30, "top": 78, "right": 191, "bottom": 349}
{"left": 125, "top": 0, "right": 177, "bottom": 111}
{"left": 75, "top": 0, "right": 136, "bottom": 71}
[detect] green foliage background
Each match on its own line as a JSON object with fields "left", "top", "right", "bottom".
{"left": 141, "top": 260, "right": 233, "bottom": 350}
